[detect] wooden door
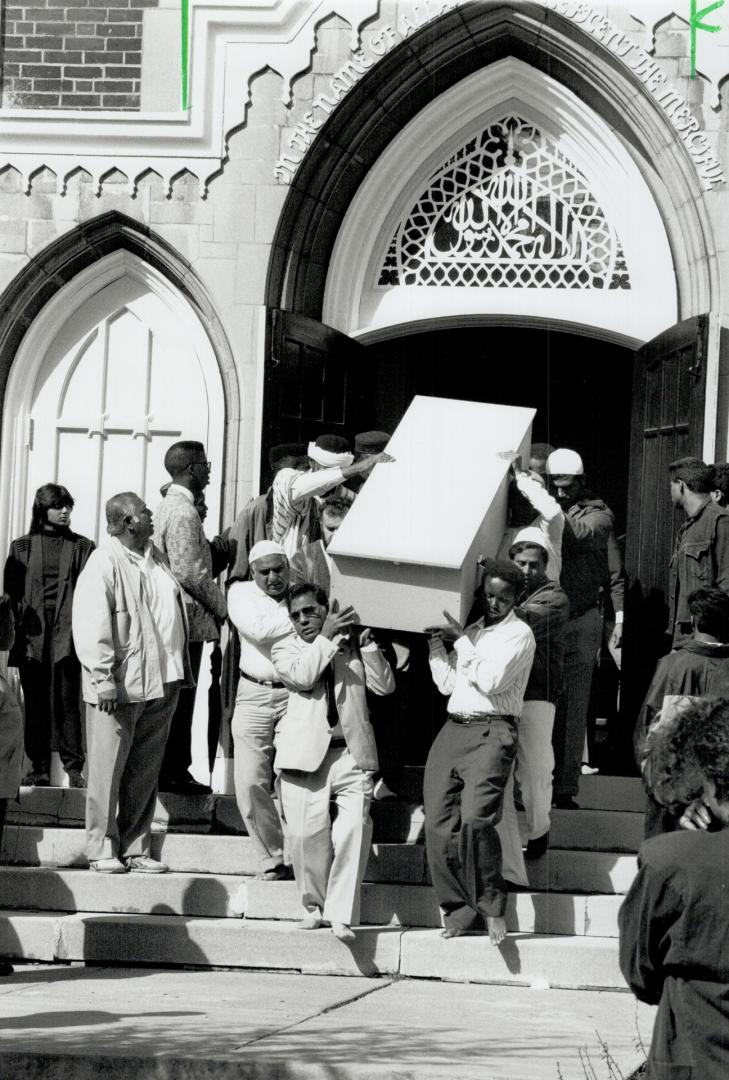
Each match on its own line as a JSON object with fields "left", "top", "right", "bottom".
{"left": 621, "top": 315, "right": 708, "bottom": 726}
{"left": 262, "top": 309, "right": 366, "bottom": 487}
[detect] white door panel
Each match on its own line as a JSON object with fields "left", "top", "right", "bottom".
{"left": 26, "top": 284, "right": 222, "bottom": 544}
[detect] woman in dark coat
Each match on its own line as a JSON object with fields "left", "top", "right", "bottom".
{"left": 619, "top": 697, "right": 729, "bottom": 1079}
{"left": 0, "top": 594, "right": 23, "bottom": 975}
{"left": 3, "top": 484, "right": 94, "bottom": 787}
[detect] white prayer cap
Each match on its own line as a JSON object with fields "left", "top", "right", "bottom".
{"left": 511, "top": 527, "right": 550, "bottom": 553}
{"left": 307, "top": 441, "right": 354, "bottom": 469}
{"left": 249, "top": 540, "right": 287, "bottom": 565}
{"left": 547, "top": 448, "right": 584, "bottom": 476}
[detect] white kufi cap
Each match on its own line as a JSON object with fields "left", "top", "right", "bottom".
{"left": 249, "top": 540, "right": 287, "bottom": 564}
{"left": 547, "top": 448, "right": 584, "bottom": 476}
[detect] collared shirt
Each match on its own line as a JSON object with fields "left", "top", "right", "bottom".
{"left": 428, "top": 610, "right": 535, "bottom": 718}
{"left": 270, "top": 467, "right": 346, "bottom": 559}
{"left": 124, "top": 543, "right": 185, "bottom": 682}
{"left": 167, "top": 483, "right": 195, "bottom": 505}
{"left": 227, "top": 579, "right": 294, "bottom": 681}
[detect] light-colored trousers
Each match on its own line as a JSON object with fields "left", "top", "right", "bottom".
{"left": 231, "top": 678, "right": 287, "bottom": 871}
{"left": 279, "top": 746, "right": 373, "bottom": 926}
{"left": 497, "top": 700, "right": 556, "bottom": 887}
{"left": 85, "top": 682, "right": 179, "bottom": 862}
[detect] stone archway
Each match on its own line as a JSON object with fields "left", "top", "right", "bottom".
{"left": 266, "top": 1, "right": 717, "bottom": 325}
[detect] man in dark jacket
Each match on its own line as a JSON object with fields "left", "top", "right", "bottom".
{"left": 619, "top": 697, "right": 729, "bottom": 1080}
{"left": 668, "top": 457, "right": 729, "bottom": 644}
{"left": 508, "top": 529, "right": 570, "bottom": 858}
{"left": 546, "top": 449, "right": 624, "bottom": 808}
{"left": 637, "top": 587, "right": 729, "bottom": 837}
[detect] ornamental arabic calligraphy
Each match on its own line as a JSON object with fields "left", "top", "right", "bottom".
{"left": 378, "top": 116, "right": 630, "bottom": 289}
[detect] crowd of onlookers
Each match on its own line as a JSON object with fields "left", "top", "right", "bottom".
{"left": 0, "top": 436, "right": 728, "bottom": 1074}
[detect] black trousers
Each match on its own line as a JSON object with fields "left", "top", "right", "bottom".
{"left": 18, "top": 632, "right": 84, "bottom": 773}
{"left": 423, "top": 717, "right": 517, "bottom": 927}
{"left": 160, "top": 641, "right": 204, "bottom": 780}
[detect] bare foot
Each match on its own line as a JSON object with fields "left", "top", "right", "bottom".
{"left": 332, "top": 922, "right": 356, "bottom": 942}
{"left": 487, "top": 916, "right": 507, "bottom": 945}
{"left": 440, "top": 927, "right": 465, "bottom": 939}
{"left": 297, "top": 911, "right": 323, "bottom": 930}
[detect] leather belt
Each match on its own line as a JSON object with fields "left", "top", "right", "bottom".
{"left": 449, "top": 713, "right": 516, "bottom": 726}
{"left": 241, "top": 671, "right": 285, "bottom": 690}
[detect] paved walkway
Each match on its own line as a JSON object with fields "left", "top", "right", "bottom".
{"left": 0, "top": 964, "right": 654, "bottom": 1079}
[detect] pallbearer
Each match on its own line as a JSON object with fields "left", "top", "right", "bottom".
{"left": 423, "top": 559, "right": 535, "bottom": 944}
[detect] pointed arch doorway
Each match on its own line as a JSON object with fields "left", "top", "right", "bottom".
{"left": 1, "top": 247, "right": 229, "bottom": 788}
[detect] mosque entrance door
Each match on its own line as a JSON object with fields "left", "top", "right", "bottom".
{"left": 262, "top": 310, "right": 366, "bottom": 487}
{"left": 619, "top": 316, "right": 711, "bottom": 746}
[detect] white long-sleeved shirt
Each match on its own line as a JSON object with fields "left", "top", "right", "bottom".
{"left": 270, "top": 466, "right": 346, "bottom": 559}
{"left": 498, "top": 473, "right": 564, "bottom": 581}
{"left": 227, "top": 579, "right": 294, "bottom": 681}
{"left": 428, "top": 610, "right": 535, "bottom": 718}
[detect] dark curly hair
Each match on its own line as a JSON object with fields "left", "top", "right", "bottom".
{"left": 476, "top": 557, "right": 525, "bottom": 598}
{"left": 643, "top": 697, "right": 729, "bottom": 811}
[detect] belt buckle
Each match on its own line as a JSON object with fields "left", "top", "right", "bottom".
{"left": 461, "top": 715, "right": 472, "bottom": 726}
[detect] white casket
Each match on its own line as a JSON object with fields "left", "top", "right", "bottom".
{"left": 328, "top": 395, "right": 535, "bottom": 632}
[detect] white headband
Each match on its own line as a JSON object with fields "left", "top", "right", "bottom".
{"left": 307, "top": 442, "right": 354, "bottom": 468}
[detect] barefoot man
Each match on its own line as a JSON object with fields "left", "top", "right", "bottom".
{"left": 423, "top": 559, "right": 535, "bottom": 944}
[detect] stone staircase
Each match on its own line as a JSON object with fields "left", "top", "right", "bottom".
{"left": 0, "top": 772, "right": 645, "bottom": 988}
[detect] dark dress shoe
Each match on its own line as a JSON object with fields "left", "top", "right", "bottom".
{"left": 553, "top": 795, "right": 580, "bottom": 810}
{"left": 256, "top": 863, "right": 294, "bottom": 881}
{"left": 525, "top": 832, "right": 550, "bottom": 860}
{"left": 159, "top": 774, "right": 212, "bottom": 794}
{"left": 0, "top": 961, "right": 14, "bottom": 976}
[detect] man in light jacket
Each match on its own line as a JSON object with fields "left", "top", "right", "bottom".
{"left": 271, "top": 583, "right": 394, "bottom": 942}
{"left": 72, "top": 492, "right": 193, "bottom": 874}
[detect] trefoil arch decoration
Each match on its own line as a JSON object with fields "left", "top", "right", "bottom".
{"left": 378, "top": 115, "right": 630, "bottom": 292}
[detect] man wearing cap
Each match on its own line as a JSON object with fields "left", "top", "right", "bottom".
{"left": 346, "top": 431, "right": 391, "bottom": 495}
{"left": 271, "top": 434, "right": 392, "bottom": 558}
{"left": 227, "top": 540, "right": 295, "bottom": 880}
{"left": 504, "top": 528, "right": 570, "bottom": 859}
{"left": 547, "top": 448, "right": 624, "bottom": 808}
{"left": 499, "top": 464, "right": 564, "bottom": 582}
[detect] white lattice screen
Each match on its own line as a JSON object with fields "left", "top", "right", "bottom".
{"left": 378, "top": 115, "right": 630, "bottom": 291}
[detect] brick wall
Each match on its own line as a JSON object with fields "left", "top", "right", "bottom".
{"left": 1, "top": 0, "right": 159, "bottom": 110}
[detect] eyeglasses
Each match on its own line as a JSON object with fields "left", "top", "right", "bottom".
{"left": 289, "top": 606, "right": 321, "bottom": 622}
{"left": 190, "top": 459, "right": 211, "bottom": 470}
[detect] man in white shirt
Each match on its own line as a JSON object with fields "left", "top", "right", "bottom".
{"left": 424, "top": 558, "right": 535, "bottom": 945}
{"left": 227, "top": 540, "right": 296, "bottom": 880}
{"left": 72, "top": 492, "right": 192, "bottom": 874}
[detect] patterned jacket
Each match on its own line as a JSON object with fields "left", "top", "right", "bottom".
{"left": 153, "top": 488, "right": 226, "bottom": 643}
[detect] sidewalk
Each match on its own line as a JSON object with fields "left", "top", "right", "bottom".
{"left": 0, "top": 963, "right": 655, "bottom": 1080}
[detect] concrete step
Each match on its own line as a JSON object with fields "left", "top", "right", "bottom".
{"left": 6, "top": 789, "right": 644, "bottom": 851}
{"left": 1, "top": 828, "right": 428, "bottom": 881}
{"left": 0, "top": 863, "right": 630, "bottom": 934}
{"left": 243, "top": 879, "right": 626, "bottom": 936}
{"left": 0, "top": 911, "right": 626, "bottom": 988}
{"left": 0, "top": 866, "right": 244, "bottom": 919}
{"left": 1, "top": 827, "right": 637, "bottom": 892}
